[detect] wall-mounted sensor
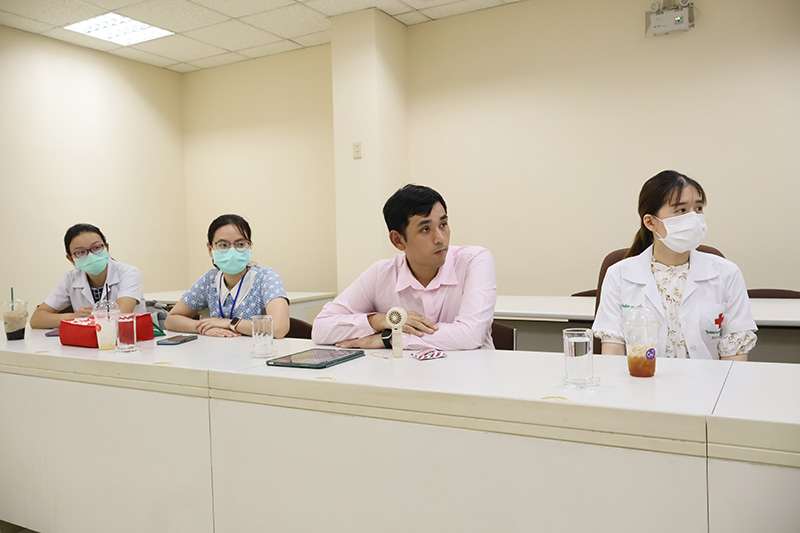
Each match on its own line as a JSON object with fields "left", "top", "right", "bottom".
{"left": 650, "top": 2, "right": 661, "bottom": 13}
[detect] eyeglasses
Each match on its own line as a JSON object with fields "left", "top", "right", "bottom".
{"left": 72, "top": 243, "right": 106, "bottom": 259}
{"left": 213, "top": 240, "right": 252, "bottom": 253}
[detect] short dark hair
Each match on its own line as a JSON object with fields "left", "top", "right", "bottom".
{"left": 383, "top": 185, "right": 447, "bottom": 237}
{"left": 207, "top": 214, "right": 252, "bottom": 245}
{"left": 64, "top": 223, "right": 107, "bottom": 254}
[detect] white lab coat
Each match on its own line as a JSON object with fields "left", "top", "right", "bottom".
{"left": 593, "top": 245, "right": 756, "bottom": 360}
{"left": 44, "top": 259, "right": 147, "bottom": 314}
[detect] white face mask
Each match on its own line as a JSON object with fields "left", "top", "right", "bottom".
{"left": 654, "top": 212, "right": 707, "bottom": 253}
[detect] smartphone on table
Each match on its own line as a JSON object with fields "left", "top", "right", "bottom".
{"left": 157, "top": 335, "right": 198, "bottom": 346}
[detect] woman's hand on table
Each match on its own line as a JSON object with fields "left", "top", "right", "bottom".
{"left": 203, "top": 326, "right": 240, "bottom": 338}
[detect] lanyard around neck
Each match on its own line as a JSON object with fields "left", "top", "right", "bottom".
{"left": 218, "top": 270, "right": 246, "bottom": 319}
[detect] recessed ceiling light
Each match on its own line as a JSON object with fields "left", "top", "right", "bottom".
{"left": 65, "top": 13, "right": 173, "bottom": 46}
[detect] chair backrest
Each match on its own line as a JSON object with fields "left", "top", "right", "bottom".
{"left": 746, "top": 288, "right": 800, "bottom": 299}
{"left": 592, "top": 244, "right": 725, "bottom": 353}
{"left": 491, "top": 320, "right": 517, "bottom": 351}
{"left": 571, "top": 289, "right": 597, "bottom": 297}
{"left": 286, "top": 317, "right": 313, "bottom": 339}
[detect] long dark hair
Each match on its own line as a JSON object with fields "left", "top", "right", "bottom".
{"left": 627, "top": 170, "right": 706, "bottom": 258}
{"left": 64, "top": 223, "right": 107, "bottom": 254}
{"left": 207, "top": 214, "right": 252, "bottom": 245}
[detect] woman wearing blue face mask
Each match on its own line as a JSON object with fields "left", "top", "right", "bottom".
{"left": 30, "top": 223, "right": 146, "bottom": 329}
{"left": 165, "top": 214, "right": 290, "bottom": 338}
{"left": 593, "top": 170, "right": 757, "bottom": 360}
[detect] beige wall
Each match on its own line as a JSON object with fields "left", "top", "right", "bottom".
{"left": 0, "top": 26, "right": 187, "bottom": 307}
{"left": 182, "top": 46, "right": 336, "bottom": 292}
{"left": 406, "top": 0, "right": 800, "bottom": 295}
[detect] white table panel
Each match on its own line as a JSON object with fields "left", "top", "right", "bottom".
{"left": 210, "top": 398, "right": 708, "bottom": 533}
{"left": 708, "top": 459, "right": 800, "bottom": 533}
{"left": 0, "top": 372, "right": 213, "bottom": 533}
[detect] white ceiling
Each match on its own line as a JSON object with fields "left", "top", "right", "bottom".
{"left": 0, "top": 0, "right": 524, "bottom": 72}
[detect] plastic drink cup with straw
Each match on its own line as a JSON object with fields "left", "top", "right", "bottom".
{"left": 3, "top": 287, "right": 28, "bottom": 341}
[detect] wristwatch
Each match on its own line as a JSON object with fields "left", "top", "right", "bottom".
{"left": 229, "top": 317, "right": 242, "bottom": 332}
{"left": 381, "top": 329, "right": 392, "bottom": 349}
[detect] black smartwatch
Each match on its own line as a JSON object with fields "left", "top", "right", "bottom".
{"left": 229, "top": 317, "right": 242, "bottom": 332}
{"left": 381, "top": 329, "right": 392, "bottom": 349}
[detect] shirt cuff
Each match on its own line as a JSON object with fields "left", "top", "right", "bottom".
{"left": 717, "top": 330, "right": 757, "bottom": 357}
{"left": 594, "top": 329, "right": 625, "bottom": 345}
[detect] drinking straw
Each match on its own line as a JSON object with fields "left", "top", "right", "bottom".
{"left": 10, "top": 287, "right": 13, "bottom": 311}
{"left": 105, "top": 284, "right": 110, "bottom": 318}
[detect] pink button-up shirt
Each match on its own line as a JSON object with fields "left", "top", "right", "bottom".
{"left": 312, "top": 245, "right": 497, "bottom": 350}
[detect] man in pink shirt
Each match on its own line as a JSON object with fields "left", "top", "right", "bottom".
{"left": 312, "top": 185, "right": 497, "bottom": 350}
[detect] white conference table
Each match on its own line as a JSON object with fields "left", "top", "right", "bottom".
{"left": 1, "top": 329, "right": 797, "bottom": 532}
{"left": 494, "top": 295, "right": 800, "bottom": 327}
{"left": 144, "top": 290, "right": 335, "bottom": 322}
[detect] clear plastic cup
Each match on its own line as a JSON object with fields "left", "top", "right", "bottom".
{"left": 251, "top": 315, "right": 274, "bottom": 357}
{"left": 622, "top": 307, "right": 661, "bottom": 378}
{"left": 3, "top": 299, "right": 28, "bottom": 341}
{"left": 93, "top": 300, "right": 120, "bottom": 351}
{"left": 116, "top": 313, "right": 139, "bottom": 353}
{"left": 563, "top": 328, "right": 600, "bottom": 389}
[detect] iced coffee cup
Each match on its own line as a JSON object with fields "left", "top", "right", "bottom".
{"left": 622, "top": 306, "right": 661, "bottom": 378}
{"left": 3, "top": 299, "right": 28, "bottom": 341}
{"left": 93, "top": 300, "right": 120, "bottom": 351}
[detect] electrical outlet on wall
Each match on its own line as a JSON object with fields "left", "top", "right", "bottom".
{"left": 353, "top": 141, "right": 362, "bottom": 159}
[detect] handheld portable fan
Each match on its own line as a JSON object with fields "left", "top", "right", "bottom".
{"left": 386, "top": 307, "right": 408, "bottom": 358}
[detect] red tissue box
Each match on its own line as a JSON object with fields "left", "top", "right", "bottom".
{"left": 59, "top": 313, "right": 154, "bottom": 348}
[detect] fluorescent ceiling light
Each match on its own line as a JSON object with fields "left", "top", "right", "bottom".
{"left": 65, "top": 13, "right": 173, "bottom": 46}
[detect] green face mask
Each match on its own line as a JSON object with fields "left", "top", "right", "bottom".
{"left": 213, "top": 249, "right": 251, "bottom": 275}
{"left": 74, "top": 249, "right": 110, "bottom": 276}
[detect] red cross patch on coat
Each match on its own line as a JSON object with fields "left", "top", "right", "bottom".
{"left": 714, "top": 313, "right": 724, "bottom": 328}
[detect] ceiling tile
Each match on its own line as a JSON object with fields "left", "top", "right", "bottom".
{"left": 238, "top": 39, "right": 301, "bottom": 58}
{"left": 184, "top": 19, "right": 282, "bottom": 51}
{"left": 41, "top": 26, "right": 123, "bottom": 51}
{"left": 165, "top": 62, "right": 199, "bottom": 73}
{"left": 420, "top": 0, "right": 503, "bottom": 20}
{"left": 109, "top": 46, "right": 176, "bottom": 67}
{"left": 400, "top": 0, "right": 456, "bottom": 9}
{"left": 189, "top": 51, "right": 249, "bottom": 69}
{"left": 131, "top": 33, "right": 226, "bottom": 62}
{"left": 189, "top": 0, "right": 296, "bottom": 18}
{"left": 0, "top": 11, "right": 56, "bottom": 33}
{"left": 393, "top": 11, "right": 430, "bottom": 25}
{"left": 304, "top": 0, "right": 412, "bottom": 17}
{"left": 0, "top": 0, "right": 106, "bottom": 27}
{"left": 117, "top": 0, "right": 228, "bottom": 32}
{"left": 243, "top": 3, "right": 329, "bottom": 39}
{"left": 291, "top": 30, "right": 330, "bottom": 47}
{"left": 80, "top": 0, "right": 149, "bottom": 9}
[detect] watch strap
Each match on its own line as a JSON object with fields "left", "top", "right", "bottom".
{"left": 381, "top": 329, "right": 392, "bottom": 349}
{"left": 229, "top": 317, "right": 241, "bottom": 332}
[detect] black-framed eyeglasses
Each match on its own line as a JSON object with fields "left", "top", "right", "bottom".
{"left": 72, "top": 243, "right": 106, "bottom": 259}
{"left": 213, "top": 240, "right": 252, "bottom": 253}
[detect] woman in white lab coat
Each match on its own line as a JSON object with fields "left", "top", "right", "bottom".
{"left": 592, "top": 171, "right": 757, "bottom": 360}
{"left": 30, "top": 223, "right": 146, "bottom": 329}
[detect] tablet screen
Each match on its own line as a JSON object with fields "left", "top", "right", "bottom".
{"left": 267, "top": 348, "right": 364, "bottom": 368}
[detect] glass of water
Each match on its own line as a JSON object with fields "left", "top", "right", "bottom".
{"left": 563, "top": 328, "right": 600, "bottom": 389}
{"left": 251, "top": 315, "right": 274, "bottom": 357}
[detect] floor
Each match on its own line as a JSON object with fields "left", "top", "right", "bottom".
{"left": 0, "top": 520, "right": 37, "bottom": 533}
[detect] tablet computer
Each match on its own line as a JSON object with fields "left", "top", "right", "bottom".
{"left": 266, "top": 348, "right": 365, "bottom": 369}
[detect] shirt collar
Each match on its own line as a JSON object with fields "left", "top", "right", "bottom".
{"left": 395, "top": 247, "right": 458, "bottom": 291}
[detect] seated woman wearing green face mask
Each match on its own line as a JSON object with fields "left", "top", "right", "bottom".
{"left": 165, "top": 214, "right": 290, "bottom": 338}
{"left": 30, "top": 223, "right": 146, "bottom": 329}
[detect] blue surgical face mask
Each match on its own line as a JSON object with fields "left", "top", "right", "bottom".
{"left": 74, "top": 248, "right": 110, "bottom": 276}
{"left": 212, "top": 249, "right": 251, "bottom": 275}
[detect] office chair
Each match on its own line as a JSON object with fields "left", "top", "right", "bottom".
{"left": 491, "top": 320, "right": 517, "bottom": 351}
{"left": 286, "top": 317, "right": 313, "bottom": 339}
